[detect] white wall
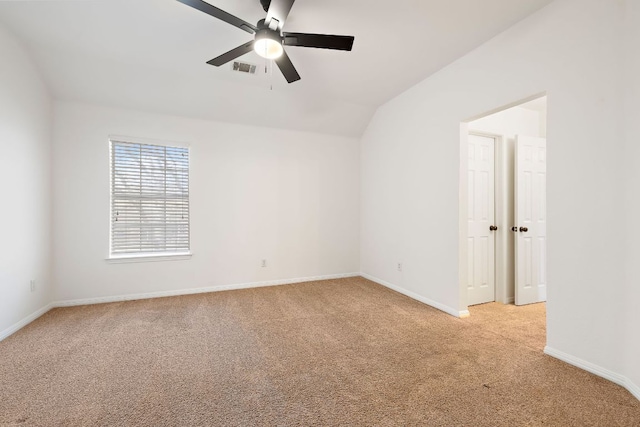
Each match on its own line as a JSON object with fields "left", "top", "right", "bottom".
{"left": 469, "top": 105, "right": 545, "bottom": 303}
{"left": 0, "top": 25, "right": 52, "bottom": 336}
{"left": 623, "top": 0, "right": 640, "bottom": 398}
{"left": 52, "top": 102, "right": 359, "bottom": 302}
{"left": 470, "top": 106, "right": 544, "bottom": 137}
{"left": 361, "top": 0, "right": 634, "bottom": 390}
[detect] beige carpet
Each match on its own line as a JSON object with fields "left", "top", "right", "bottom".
{"left": 1, "top": 277, "right": 638, "bottom": 426}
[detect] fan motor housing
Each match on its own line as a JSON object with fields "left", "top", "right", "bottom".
{"left": 256, "top": 18, "right": 277, "bottom": 31}
{"left": 255, "top": 28, "right": 282, "bottom": 42}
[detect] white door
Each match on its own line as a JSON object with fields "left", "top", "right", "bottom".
{"left": 515, "top": 135, "right": 547, "bottom": 305}
{"left": 467, "top": 134, "right": 496, "bottom": 306}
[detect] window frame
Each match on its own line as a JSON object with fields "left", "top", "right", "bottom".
{"left": 107, "top": 135, "right": 192, "bottom": 262}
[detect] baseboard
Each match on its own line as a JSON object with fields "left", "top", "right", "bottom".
{"left": 544, "top": 346, "right": 640, "bottom": 401}
{"left": 627, "top": 378, "right": 640, "bottom": 401}
{"left": 54, "top": 272, "right": 361, "bottom": 308}
{"left": 360, "top": 273, "right": 466, "bottom": 318}
{"left": 0, "top": 303, "right": 55, "bottom": 342}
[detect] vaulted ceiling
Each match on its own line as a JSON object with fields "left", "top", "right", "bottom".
{"left": 0, "top": 0, "right": 554, "bottom": 137}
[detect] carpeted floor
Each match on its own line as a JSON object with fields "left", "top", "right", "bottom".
{"left": 1, "top": 277, "right": 639, "bottom": 426}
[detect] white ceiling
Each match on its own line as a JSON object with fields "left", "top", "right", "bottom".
{"left": 0, "top": 0, "right": 554, "bottom": 137}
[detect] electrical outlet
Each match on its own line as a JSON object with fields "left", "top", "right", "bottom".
{"left": 30, "top": 280, "right": 36, "bottom": 292}
{"left": 261, "top": 259, "right": 267, "bottom": 268}
{"left": 397, "top": 263, "right": 403, "bottom": 272}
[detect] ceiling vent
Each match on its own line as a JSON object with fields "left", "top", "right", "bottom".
{"left": 232, "top": 61, "right": 257, "bottom": 75}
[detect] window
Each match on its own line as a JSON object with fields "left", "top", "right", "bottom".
{"left": 109, "top": 138, "right": 190, "bottom": 258}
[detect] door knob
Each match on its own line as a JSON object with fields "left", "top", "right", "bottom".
{"left": 511, "top": 227, "right": 518, "bottom": 232}
{"left": 489, "top": 225, "right": 498, "bottom": 231}
{"left": 519, "top": 227, "right": 529, "bottom": 232}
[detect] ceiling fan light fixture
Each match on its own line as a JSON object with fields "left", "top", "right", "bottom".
{"left": 177, "top": 0, "right": 354, "bottom": 83}
{"left": 254, "top": 29, "right": 283, "bottom": 59}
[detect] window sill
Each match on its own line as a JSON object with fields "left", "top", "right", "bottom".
{"left": 106, "top": 253, "right": 192, "bottom": 264}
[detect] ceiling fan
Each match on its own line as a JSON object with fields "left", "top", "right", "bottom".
{"left": 176, "top": 0, "right": 355, "bottom": 83}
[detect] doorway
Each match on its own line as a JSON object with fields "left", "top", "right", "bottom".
{"left": 461, "top": 95, "right": 547, "bottom": 308}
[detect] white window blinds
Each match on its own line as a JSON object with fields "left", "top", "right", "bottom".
{"left": 110, "top": 140, "right": 190, "bottom": 256}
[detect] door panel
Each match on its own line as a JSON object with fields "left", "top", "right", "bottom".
{"left": 515, "top": 135, "right": 547, "bottom": 305}
{"left": 467, "top": 134, "right": 496, "bottom": 306}
{"left": 524, "top": 237, "right": 532, "bottom": 288}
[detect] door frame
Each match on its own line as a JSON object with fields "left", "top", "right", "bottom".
{"left": 458, "top": 92, "right": 547, "bottom": 314}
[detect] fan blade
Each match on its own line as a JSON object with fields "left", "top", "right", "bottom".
{"left": 265, "top": 0, "right": 296, "bottom": 31}
{"left": 207, "top": 41, "right": 255, "bottom": 66}
{"left": 177, "top": 0, "right": 257, "bottom": 34}
{"left": 283, "top": 33, "right": 354, "bottom": 51}
{"left": 275, "top": 50, "right": 301, "bottom": 83}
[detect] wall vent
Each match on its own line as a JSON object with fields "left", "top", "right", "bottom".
{"left": 232, "top": 61, "right": 257, "bottom": 74}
